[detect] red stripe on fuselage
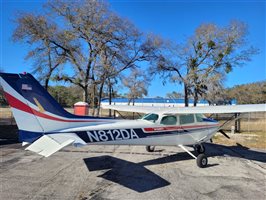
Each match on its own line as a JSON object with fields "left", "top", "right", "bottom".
{"left": 143, "top": 124, "right": 218, "bottom": 132}
{"left": 3, "top": 92, "right": 108, "bottom": 123}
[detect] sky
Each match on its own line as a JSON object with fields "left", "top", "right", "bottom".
{"left": 1, "top": 0, "right": 265, "bottom": 97}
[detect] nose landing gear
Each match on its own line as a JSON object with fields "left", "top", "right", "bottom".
{"left": 179, "top": 144, "right": 208, "bottom": 168}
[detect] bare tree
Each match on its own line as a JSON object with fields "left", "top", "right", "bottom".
{"left": 13, "top": 0, "right": 160, "bottom": 114}
{"left": 202, "top": 74, "right": 228, "bottom": 105}
{"left": 153, "top": 21, "right": 258, "bottom": 106}
{"left": 13, "top": 14, "right": 66, "bottom": 89}
{"left": 93, "top": 32, "right": 157, "bottom": 115}
{"left": 47, "top": 0, "right": 155, "bottom": 106}
{"left": 122, "top": 68, "right": 150, "bottom": 105}
{"left": 46, "top": 0, "right": 118, "bottom": 102}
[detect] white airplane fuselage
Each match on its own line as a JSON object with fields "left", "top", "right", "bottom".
{"left": 58, "top": 114, "right": 220, "bottom": 147}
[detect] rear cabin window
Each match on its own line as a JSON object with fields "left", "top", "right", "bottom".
{"left": 180, "top": 114, "right": 195, "bottom": 125}
{"left": 160, "top": 116, "right": 177, "bottom": 125}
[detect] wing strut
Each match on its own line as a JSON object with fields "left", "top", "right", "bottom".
{"left": 178, "top": 145, "right": 197, "bottom": 159}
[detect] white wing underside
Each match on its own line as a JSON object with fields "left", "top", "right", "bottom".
{"left": 102, "top": 104, "right": 266, "bottom": 114}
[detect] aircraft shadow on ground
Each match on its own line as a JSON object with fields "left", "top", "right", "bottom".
{"left": 0, "top": 139, "right": 19, "bottom": 146}
{"left": 83, "top": 151, "right": 217, "bottom": 192}
{"left": 83, "top": 143, "right": 266, "bottom": 192}
{"left": 83, "top": 155, "right": 171, "bottom": 193}
{"left": 205, "top": 143, "right": 266, "bottom": 163}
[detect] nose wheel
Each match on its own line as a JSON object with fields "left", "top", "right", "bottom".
{"left": 196, "top": 154, "right": 208, "bottom": 168}
{"left": 179, "top": 145, "right": 208, "bottom": 168}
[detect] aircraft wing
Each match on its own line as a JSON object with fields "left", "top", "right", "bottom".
{"left": 102, "top": 104, "right": 266, "bottom": 114}
{"left": 25, "top": 133, "right": 86, "bottom": 157}
{"left": 165, "top": 104, "right": 266, "bottom": 114}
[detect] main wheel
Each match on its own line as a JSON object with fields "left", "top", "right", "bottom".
{"left": 197, "top": 154, "right": 208, "bottom": 168}
{"left": 146, "top": 146, "right": 155, "bottom": 152}
{"left": 195, "top": 144, "right": 205, "bottom": 154}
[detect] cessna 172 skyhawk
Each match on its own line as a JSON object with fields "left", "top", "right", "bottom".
{"left": 0, "top": 73, "right": 265, "bottom": 168}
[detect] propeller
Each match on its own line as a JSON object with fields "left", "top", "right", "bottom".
{"left": 219, "top": 130, "right": 230, "bottom": 139}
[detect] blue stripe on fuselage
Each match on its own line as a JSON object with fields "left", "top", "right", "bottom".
{"left": 75, "top": 126, "right": 216, "bottom": 144}
{"left": 203, "top": 118, "right": 217, "bottom": 123}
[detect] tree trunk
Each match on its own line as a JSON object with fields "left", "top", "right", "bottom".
{"left": 83, "top": 86, "right": 88, "bottom": 103}
{"left": 96, "top": 81, "right": 104, "bottom": 117}
{"left": 193, "top": 88, "right": 198, "bottom": 107}
{"left": 91, "top": 83, "right": 96, "bottom": 116}
{"left": 184, "top": 83, "right": 189, "bottom": 107}
{"left": 44, "top": 78, "right": 50, "bottom": 90}
{"left": 44, "top": 71, "right": 52, "bottom": 90}
{"left": 108, "top": 80, "right": 112, "bottom": 117}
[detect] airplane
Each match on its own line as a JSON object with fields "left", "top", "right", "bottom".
{"left": 0, "top": 72, "right": 265, "bottom": 168}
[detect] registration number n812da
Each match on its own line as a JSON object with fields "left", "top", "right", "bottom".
{"left": 87, "top": 129, "right": 139, "bottom": 142}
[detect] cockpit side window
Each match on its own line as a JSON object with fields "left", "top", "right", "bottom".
{"left": 160, "top": 116, "right": 177, "bottom": 125}
{"left": 180, "top": 114, "right": 195, "bottom": 125}
{"left": 142, "top": 113, "right": 159, "bottom": 122}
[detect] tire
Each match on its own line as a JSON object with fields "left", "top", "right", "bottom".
{"left": 195, "top": 144, "right": 205, "bottom": 154}
{"left": 197, "top": 154, "right": 208, "bottom": 168}
{"left": 146, "top": 146, "right": 155, "bottom": 152}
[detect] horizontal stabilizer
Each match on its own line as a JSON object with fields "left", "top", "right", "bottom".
{"left": 25, "top": 133, "right": 85, "bottom": 157}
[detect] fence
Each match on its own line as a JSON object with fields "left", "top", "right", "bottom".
{"left": 213, "top": 112, "right": 265, "bottom": 133}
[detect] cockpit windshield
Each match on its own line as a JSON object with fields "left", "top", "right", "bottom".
{"left": 142, "top": 113, "right": 159, "bottom": 123}
{"left": 195, "top": 113, "right": 205, "bottom": 122}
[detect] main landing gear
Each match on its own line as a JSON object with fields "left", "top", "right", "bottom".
{"left": 179, "top": 144, "right": 208, "bottom": 168}
{"left": 194, "top": 144, "right": 205, "bottom": 154}
{"left": 146, "top": 146, "right": 155, "bottom": 152}
{"left": 146, "top": 144, "right": 208, "bottom": 168}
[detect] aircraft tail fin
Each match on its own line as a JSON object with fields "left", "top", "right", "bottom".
{"left": 0, "top": 72, "right": 108, "bottom": 143}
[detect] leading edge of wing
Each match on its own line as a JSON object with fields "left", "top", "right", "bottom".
{"left": 166, "top": 104, "right": 266, "bottom": 114}
{"left": 102, "top": 104, "right": 266, "bottom": 114}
